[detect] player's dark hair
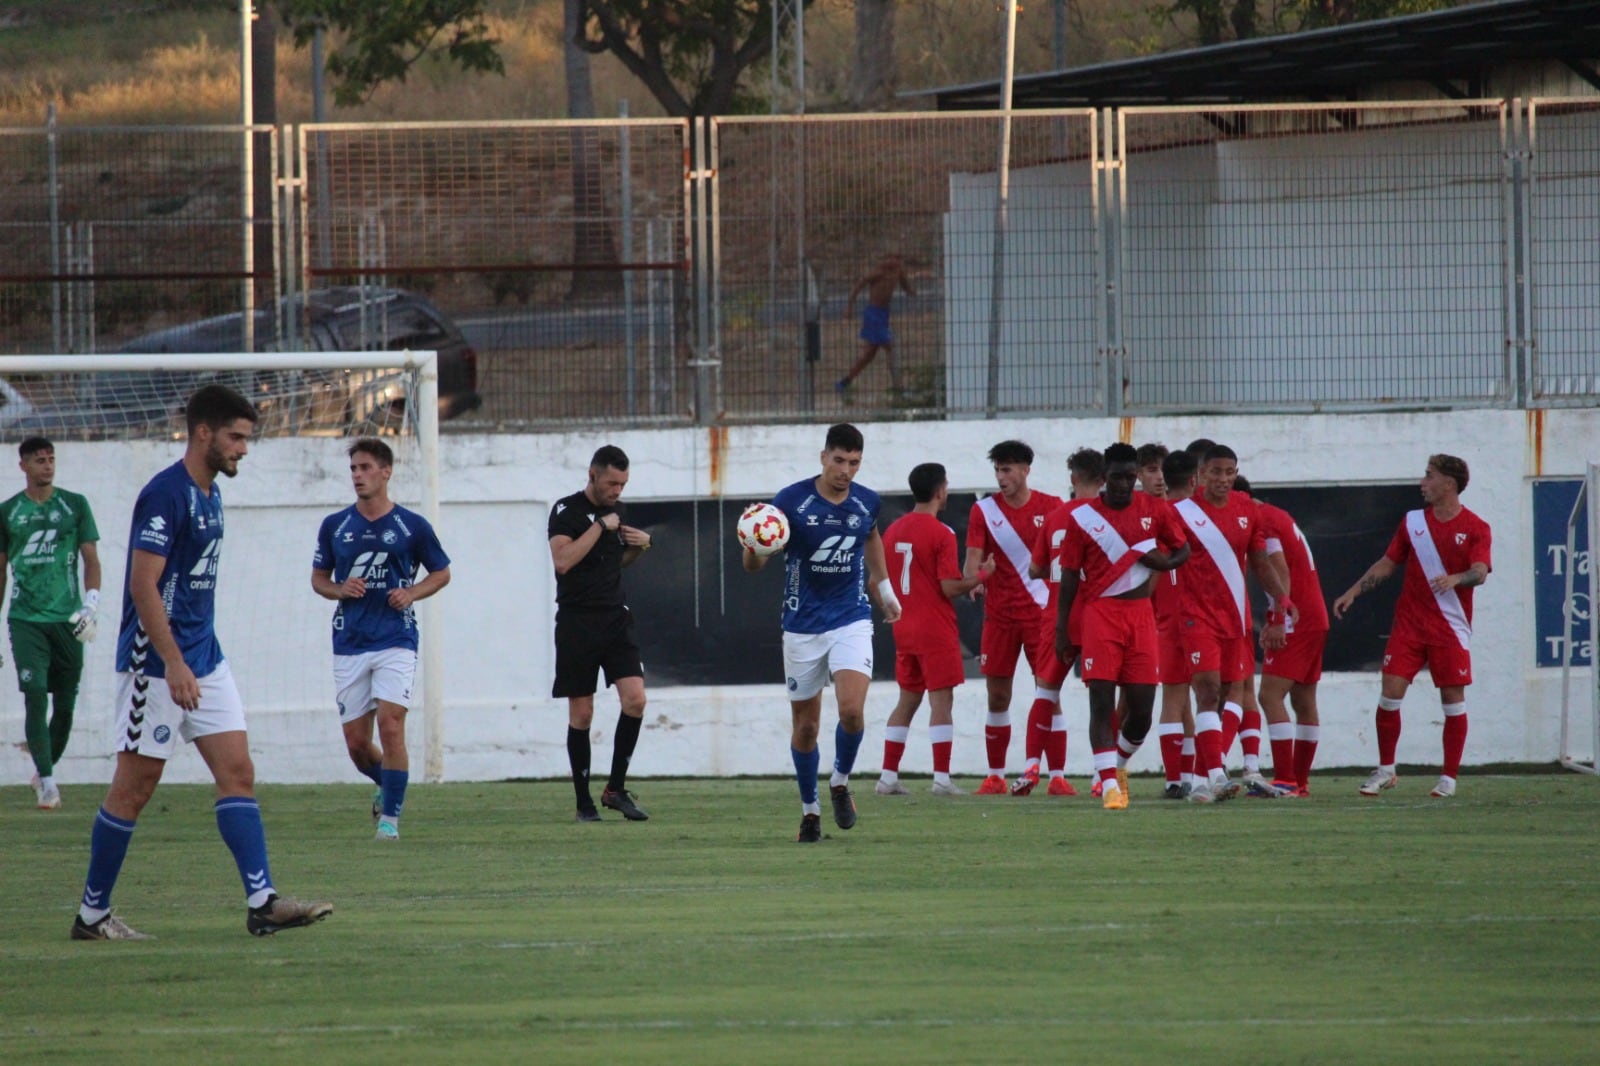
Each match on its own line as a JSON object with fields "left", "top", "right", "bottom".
{"left": 1067, "top": 447, "right": 1104, "bottom": 481}
{"left": 825, "top": 423, "right": 864, "bottom": 453}
{"left": 1429, "top": 453, "right": 1470, "bottom": 493}
{"left": 1185, "top": 437, "right": 1215, "bottom": 457}
{"left": 17, "top": 436, "right": 52, "bottom": 459}
{"left": 348, "top": 437, "right": 394, "bottom": 468}
{"left": 1233, "top": 474, "right": 1252, "bottom": 495}
{"left": 1202, "top": 443, "right": 1238, "bottom": 465}
{"left": 185, "top": 383, "right": 257, "bottom": 434}
{"left": 1135, "top": 442, "right": 1168, "bottom": 466}
{"left": 1103, "top": 442, "right": 1138, "bottom": 467}
{"left": 1163, "top": 449, "right": 1198, "bottom": 490}
{"left": 590, "top": 444, "right": 629, "bottom": 471}
{"left": 987, "top": 439, "right": 1033, "bottom": 466}
{"left": 907, "top": 462, "right": 947, "bottom": 503}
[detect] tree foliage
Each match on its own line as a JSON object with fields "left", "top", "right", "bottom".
{"left": 1165, "top": 0, "right": 1458, "bottom": 46}
{"left": 577, "top": 0, "right": 814, "bottom": 117}
{"left": 273, "top": 0, "right": 504, "bottom": 107}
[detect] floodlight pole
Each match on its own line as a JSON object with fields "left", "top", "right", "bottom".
{"left": 985, "top": 0, "right": 1019, "bottom": 417}
{"left": 239, "top": 0, "right": 257, "bottom": 354}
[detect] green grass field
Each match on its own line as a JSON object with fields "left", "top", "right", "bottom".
{"left": 2, "top": 774, "right": 1596, "bottom": 1065}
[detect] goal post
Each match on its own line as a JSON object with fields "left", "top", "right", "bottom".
{"left": 0, "top": 350, "right": 447, "bottom": 783}
{"left": 1559, "top": 461, "right": 1599, "bottom": 775}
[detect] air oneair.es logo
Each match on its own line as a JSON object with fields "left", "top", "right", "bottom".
{"left": 349, "top": 551, "right": 391, "bottom": 586}
{"left": 18, "top": 528, "right": 57, "bottom": 564}
{"left": 809, "top": 535, "right": 857, "bottom": 568}
{"left": 188, "top": 539, "right": 221, "bottom": 589}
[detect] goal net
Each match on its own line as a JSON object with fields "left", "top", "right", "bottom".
{"left": 0, "top": 351, "right": 447, "bottom": 784}
{"left": 1559, "top": 461, "right": 1599, "bottom": 775}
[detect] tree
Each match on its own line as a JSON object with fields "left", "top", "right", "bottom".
{"left": 1163, "top": 0, "right": 1456, "bottom": 45}
{"left": 274, "top": 0, "right": 504, "bottom": 107}
{"left": 565, "top": 0, "right": 621, "bottom": 299}
{"left": 578, "top": 0, "right": 815, "bottom": 117}
{"left": 850, "top": 0, "right": 896, "bottom": 111}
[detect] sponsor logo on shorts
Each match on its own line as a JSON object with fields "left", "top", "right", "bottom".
{"left": 786, "top": 677, "right": 798, "bottom": 692}
{"left": 1190, "top": 652, "right": 1201, "bottom": 665}
{"left": 1383, "top": 654, "right": 1392, "bottom": 667}
{"left": 19, "top": 668, "right": 31, "bottom": 683}
{"left": 153, "top": 724, "right": 171, "bottom": 743}
{"left": 1084, "top": 657, "right": 1094, "bottom": 670}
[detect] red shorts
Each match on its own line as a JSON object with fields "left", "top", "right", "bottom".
{"left": 1382, "top": 632, "right": 1472, "bottom": 687}
{"left": 981, "top": 614, "right": 1047, "bottom": 679}
{"left": 1033, "top": 601, "right": 1082, "bottom": 687}
{"left": 895, "top": 645, "right": 966, "bottom": 693}
{"left": 1079, "top": 597, "right": 1160, "bottom": 686}
{"left": 1261, "top": 628, "right": 1327, "bottom": 685}
{"left": 1179, "top": 619, "right": 1251, "bottom": 683}
{"left": 1159, "top": 622, "right": 1192, "bottom": 686}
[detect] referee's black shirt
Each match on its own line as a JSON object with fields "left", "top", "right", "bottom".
{"left": 548, "top": 489, "right": 628, "bottom": 609}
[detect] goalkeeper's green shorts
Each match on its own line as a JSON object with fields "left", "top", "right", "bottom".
{"left": 7, "top": 618, "right": 83, "bottom": 694}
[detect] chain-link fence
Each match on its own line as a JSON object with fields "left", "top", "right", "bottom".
{"left": 1118, "top": 101, "right": 1513, "bottom": 412}
{"left": 1527, "top": 97, "right": 1600, "bottom": 407}
{"left": 0, "top": 102, "right": 1594, "bottom": 432}
{"left": 712, "top": 110, "right": 1101, "bottom": 420}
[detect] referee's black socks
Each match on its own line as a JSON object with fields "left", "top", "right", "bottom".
{"left": 567, "top": 726, "right": 593, "bottom": 810}
{"left": 607, "top": 712, "right": 643, "bottom": 793}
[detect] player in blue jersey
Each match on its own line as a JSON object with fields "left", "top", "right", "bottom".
{"left": 70, "top": 385, "right": 332, "bottom": 941}
{"left": 313, "top": 438, "right": 451, "bottom": 841}
{"left": 742, "top": 423, "right": 901, "bottom": 842}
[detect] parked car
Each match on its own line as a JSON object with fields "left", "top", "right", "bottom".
{"left": 5, "top": 287, "right": 481, "bottom": 441}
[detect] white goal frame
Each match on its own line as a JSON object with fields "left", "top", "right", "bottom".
{"left": 0, "top": 350, "right": 447, "bottom": 781}
{"left": 1559, "top": 461, "right": 1599, "bottom": 775}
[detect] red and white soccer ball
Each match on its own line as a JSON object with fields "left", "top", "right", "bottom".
{"left": 737, "top": 502, "right": 790, "bottom": 556}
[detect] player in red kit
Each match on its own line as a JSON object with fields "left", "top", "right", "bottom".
{"left": 1251, "top": 489, "right": 1329, "bottom": 797}
{"left": 878, "top": 464, "right": 994, "bottom": 797}
{"left": 965, "top": 440, "right": 1062, "bottom": 794}
{"left": 1014, "top": 448, "right": 1104, "bottom": 797}
{"left": 1172, "top": 444, "right": 1294, "bottom": 803}
{"left": 1334, "top": 454, "right": 1491, "bottom": 799}
{"left": 1148, "top": 449, "right": 1198, "bottom": 798}
{"left": 1054, "top": 443, "right": 1189, "bottom": 809}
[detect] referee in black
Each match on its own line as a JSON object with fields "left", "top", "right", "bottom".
{"left": 548, "top": 445, "right": 653, "bottom": 822}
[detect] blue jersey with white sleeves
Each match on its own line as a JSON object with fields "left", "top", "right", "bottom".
{"left": 313, "top": 504, "right": 450, "bottom": 655}
{"left": 770, "top": 477, "right": 881, "bottom": 635}
{"left": 115, "top": 461, "right": 225, "bottom": 679}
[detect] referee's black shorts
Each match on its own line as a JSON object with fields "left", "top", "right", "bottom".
{"left": 552, "top": 605, "right": 644, "bottom": 698}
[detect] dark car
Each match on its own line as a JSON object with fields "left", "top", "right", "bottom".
{"left": 8, "top": 287, "right": 481, "bottom": 440}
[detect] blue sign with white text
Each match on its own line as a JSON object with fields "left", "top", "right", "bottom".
{"left": 1532, "top": 479, "right": 1591, "bottom": 668}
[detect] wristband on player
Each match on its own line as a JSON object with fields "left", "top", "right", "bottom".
{"left": 876, "top": 578, "right": 901, "bottom": 614}
{"left": 83, "top": 588, "right": 100, "bottom": 611}
{"left": 1268, "top": 597, "right": 1296, "bottom": 626}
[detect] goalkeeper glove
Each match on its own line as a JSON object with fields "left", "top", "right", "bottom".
{"left": 70, "top": 589, "right": 99, "bottom": 644}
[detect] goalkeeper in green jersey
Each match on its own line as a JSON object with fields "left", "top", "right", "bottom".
{"left": 0, "top": 438, "right": 102, "bottom": 810}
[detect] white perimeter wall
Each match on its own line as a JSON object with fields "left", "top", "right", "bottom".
{"left": 2, "top": 408, "right": 1595, "bottom": 786}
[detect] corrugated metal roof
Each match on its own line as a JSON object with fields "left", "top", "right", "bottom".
{"left": 929, "top": 0, "right": 1600, "bottom": 109}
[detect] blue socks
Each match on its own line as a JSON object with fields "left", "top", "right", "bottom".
{"left": 80, "top": 807, "right": 136, "bottom": 921}
{"left": 834, "top": 723, "right": 865, "bottom": 777}
{"left": 357, "top": 759, "right": 383, "bottom": 786}
{"left": 215, "top": 796, "right": 275, "bottom": 908}
{"left": 380, "top": 768, "right": 408, "bottom": 819}
{"left": 791, "top": 746, "right": 820, "bottom": 804}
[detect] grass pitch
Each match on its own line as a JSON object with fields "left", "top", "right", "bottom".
{"left": 2, "top": 774, "right": 1596, "bottom": 1065}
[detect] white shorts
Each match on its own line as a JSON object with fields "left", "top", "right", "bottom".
{"left": 334, "top": 647, "right": 417, "bottom": 724}
{"left": 115, "top": 660, "right": 247, "bottom": 761}
{"left": 782, "top": 619, "right": 875, "bottom": 701}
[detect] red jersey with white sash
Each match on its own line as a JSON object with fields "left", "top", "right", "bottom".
{"left": 1256, "top": 500, "right": 1329, "bottom": 634}
{"left": 883, "top": 511, "right": 962, "bottom": 653}
{"left": 1032, "top": 499, "right": 1094, "bottom": 616}
{"left": 1173, "top": 490, "right": 1265, "bottom": 639}
{"left": 1385, "top": 506, "right": 1492, "bottom": 650}
{"left": 968, "top": 491, "right": 1062, "bottom": 623}
{"left": 1056, "top": 494, "right": 1187, "bottom": 601}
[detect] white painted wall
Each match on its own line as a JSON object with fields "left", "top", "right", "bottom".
{"left": 3, "top": 409, "right": 1594, "bottom": 788}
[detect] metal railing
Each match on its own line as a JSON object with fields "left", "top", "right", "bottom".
{"left": 0, "top": 101, "right": 1593, "bottom": 430}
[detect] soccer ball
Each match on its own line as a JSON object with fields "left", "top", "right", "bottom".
{"left": 737, "top": 502, "right": 790, "bottom": 556}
